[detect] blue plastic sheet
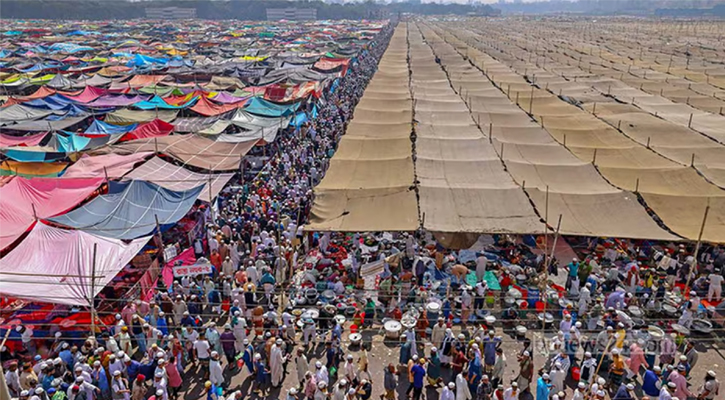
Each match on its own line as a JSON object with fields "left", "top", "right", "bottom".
{"left": 49, "top": 180, "right": 203, "bottom": 239}
{"left": 244, "top": 97, "right": 300, "bottom": 118}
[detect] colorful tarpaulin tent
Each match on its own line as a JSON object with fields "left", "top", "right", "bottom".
{"left": 109, "top": 135, "right": 258, "bottom": 170}
{"left": 49, "top": 180, "right": 203, "bottom": 239}
{"left": 0, "top": 222, "right": 149, "bottom": 306}
{"left": 62, "top": 152, "right": 153, "bottom": 179}
{"left": 124, "top": 156, "right": 234, "bottom": 201}
{"left": 119, "top": 119, "right": 175, "bottom": 141}
{"left": 244, "top": 97, "right": 300, "bottom": 117}
{"left": 0, "top": 176, "right": 104, "bottom": 249}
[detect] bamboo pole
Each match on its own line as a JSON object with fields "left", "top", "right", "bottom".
{"left": 684, "top": 201, "right": 710, "bottom": 293}
{"left": 90, "top": 243, "right": 98, "bottom": 336}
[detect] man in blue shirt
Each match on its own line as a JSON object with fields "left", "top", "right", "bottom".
{"left": 124, "top": 357, "right": 142, "bottom": 382}
{"left": 642, "top": 366, "right": 662, "bottom": 397}
{"left": 536, "top": 374, "right": 551, "bottom": 400}
{"left": 612, "top": 383, "right": 634, "bottom": 400}
{"left": 411, "top": 358, "right": 426, "bottom": 400}
{"left": 565, "top": 258, "right": 579, "bottom": 290}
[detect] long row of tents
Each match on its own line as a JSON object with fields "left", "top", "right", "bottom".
{"left": 0, "top": 19, "right": 385, "bottom": 306}
{"left": 309, "top": 21, "right": 724, "bottom": 244}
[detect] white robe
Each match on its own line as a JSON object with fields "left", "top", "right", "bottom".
{"left": 431, "top": 324, "right": 446, "bottom": 349}
{"left": 295, "top": 354, "right": 309, "bottom": 384}
{"left": 441, "top": 387, "right": 455, "bottom": 400}
{"left": 315, "top": 366, "right": 329, "bottom": 386}
{"left": 270, "top": 344, "right": 285, "bottom": 386}
{"left": 210, "top": 360, "right": 224, "bottom": 387}
{"left": 549, "top": 368, "right": 566, "bottom": 394}
{"left": 456, "top": 373, "right": 471, "bottom": 400}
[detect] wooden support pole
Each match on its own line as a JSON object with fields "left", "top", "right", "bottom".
{"left": 529, "top": 85, "right": 535, "bottom": 114}
{"left": 685, "top": 201, "right": 711, "bottom": 292}
{"left": 90, "top": 243, "right": 98, "bottom": 336}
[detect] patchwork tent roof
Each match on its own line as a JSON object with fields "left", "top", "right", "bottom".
{"left": 49, "top": 180, "right": 203, "bottom": 240}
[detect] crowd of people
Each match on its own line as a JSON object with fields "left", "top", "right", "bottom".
{"left": 2, "top": 20, "right": 725, "bottom": 400}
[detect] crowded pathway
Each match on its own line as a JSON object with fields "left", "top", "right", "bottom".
{"left": 2, "top": 21, "right": 725, "bottom": 400}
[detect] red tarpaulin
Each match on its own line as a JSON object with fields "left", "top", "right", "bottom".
{"left": 191, "top": 96, "right": 244, "bottom": 117}
{"left": 0, "top": 176, "right": 104, "bottom": 250}
{"left": 314, "top": 57, "right": 350, "bottom": 75}
{"left": 120, "top": 119, "right": 175, "bottom": 141}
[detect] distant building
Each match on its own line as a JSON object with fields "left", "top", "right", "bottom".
{"left": 266, "top": 8, "right": 317, "bottom": 21}
{"left": 145, "top": 7, "right": 196, "bottom": 20}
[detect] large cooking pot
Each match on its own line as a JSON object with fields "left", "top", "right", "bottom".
{"left": 384, "top": 320, "right": 402, "bottom": 339}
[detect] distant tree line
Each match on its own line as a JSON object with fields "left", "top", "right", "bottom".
{"left": 0, "top": 0, "right": 499, "bottom": 21}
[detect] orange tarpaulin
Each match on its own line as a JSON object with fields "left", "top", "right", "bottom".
{"left": 0, "top": 160, "right": 68, "bottom": 177}
{"left": 191, "top": 96, "right": 244, "bottom": 117}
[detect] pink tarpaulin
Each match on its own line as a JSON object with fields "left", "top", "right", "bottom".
{"left": 63, "top": 86, "right": 108, "bottom": 103}
{"left": 163, "top": 247, "right": 196, "bottom": 287}
{"left": 62, "top": 152, "right": 153, "bottom": 179}
{"left": 0, "top": 176, "right": 104, "bottom": 250}
{"left": 120, "top": 119, "right": 175, "bottom": 142}
{"left": 0, "top": 132, "right": 47, "bottom": 148}
{"left": 0, "top": 222, "right": 150, "bottom": 305}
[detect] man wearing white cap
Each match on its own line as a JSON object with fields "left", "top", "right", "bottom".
{"left": 503, "top": 382, "right": 518, "bottom": 400}
{"left": 455, "top": 369, "right": 470, "bottom": 400}
{"left": 579, "top": 282, "right": 592, "bottom": 316}
{"left": 441, "top": 382, "right": 455, "bottom": 400}
{"left": 332, "top": 379, "right": 347, "bottom": 400}
{"left": 209, "top": 352, "right": 224, "bottom": 389}
{"left": 111, "top": 370, "right": 130, "bottom": 400}
{"left": 152, "top": 371, "right": 168, "bottom": 400}
{"left": 431, "top": 319, "right": 446, "bottom": 350}
{"left": 549, "top": 361, "right": 565, "bottom": 395}
{"left": 315, "top": 361, "right": 329, "bottom": 386}
{"left": 286, "top": 387, "right": 299, "bottom": 400}
{"left": 707, "top": 268, "right": 723, "bottom": 302}
{"left": 270, "top": 338, "right": 285, "bottom": 387}
{"left": 669, "top": 364, "right": 692, "bottom": 399}
{"left": 572, "top": 382, "right": 586, "bottom": 400}
{"left": 697, "top": 370, "right": 719, "bottom": 400}
{"left": 613, "top": 382, "right": 635, "bottom": 400}
{"left": 659, "top": 381, "right": 676, "bottom": 400}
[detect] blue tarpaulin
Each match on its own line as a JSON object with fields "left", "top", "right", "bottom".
{"left": 126, "top": 54, "right": 168, "bottom": 67}
{"left": 244, "top": 97, "right": 300, "bottom": 118}
{"left": 133, "top": 95, "right": 197, "bottom": 110}
{"left": 291, "top": 112, "right": 308, "bottom": 127}
{"left": 49, "top": 180, "right": 203, "bottom": 239}
{"left": 85, "top": 119, "right": 137, "bottom": 135}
